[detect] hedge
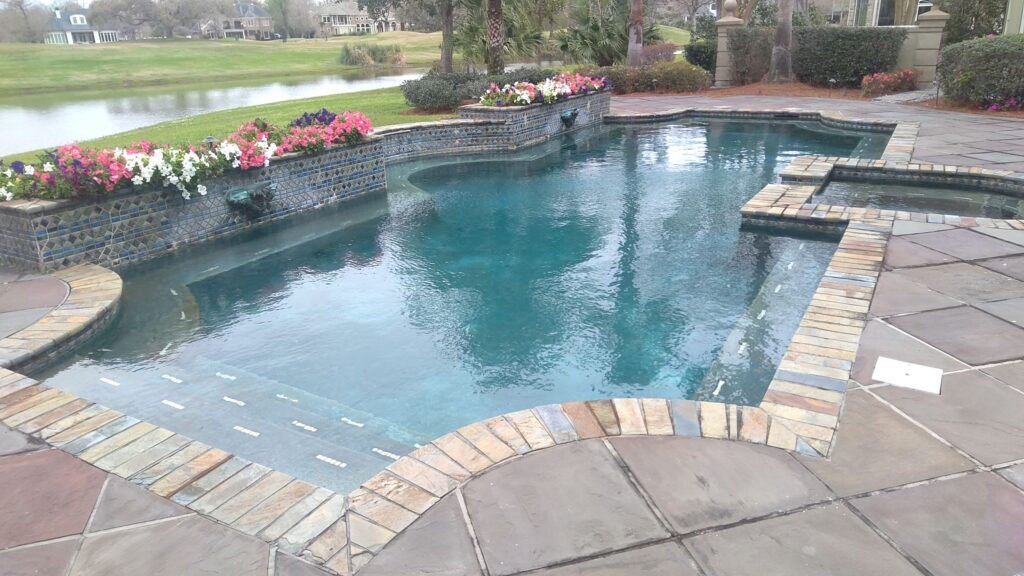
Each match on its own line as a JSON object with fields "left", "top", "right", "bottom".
{"left": 726, "top": 28, "right": 775, "bottom": 86}
{"left": 684, "top": 40, "right": 716, "bottom": 73}
{"left": 793, "top": 27, "right": 906, "bottom": 87}
{"left": 938, "top": 34, "right": 1024, "bottom": 107}
{"left": 401, "top": 69, "right": 560, "bottom": 111}
{"left": 577, "top": 61, "right": 711, "bottom": 94}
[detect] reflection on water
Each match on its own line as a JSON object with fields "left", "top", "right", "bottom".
{"left": 0, "top": 70, "right": 421, "bottom": 156}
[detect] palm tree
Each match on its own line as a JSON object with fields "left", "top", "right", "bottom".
{"left": 486, "top": 0, "right": 504, "bottom": 74}
{"left": 441, "top": 0, "right": 454, "bottom": 73}
{"left": 625, "top": 0, "right": 643, "bottom": 67}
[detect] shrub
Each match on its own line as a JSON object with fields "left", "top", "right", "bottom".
{"left": 861, "top": 69, "right": 919, "bottom": 97}
{"left": 938, "top": 34, "right": 1024, "bottom": 106}
{"left": 727, "top": 27, "right": 774, "bottom": 85}
{"left": 934, "top": 0, "right": 1006, "bottom": 46}
{"left": 692, "top": 14, "right": 716, "bottom": 43}
{"left": 578, "top": 61, "right": 710, "bottom": 94}
{"left": 641, "top": 42, "right": 678, "bottom": 65}
{"left": 401, "top": 69, "right": 562, "bottom": 111}
{"left": 339, "top": 43, "right": 405, "bottom": 66}
{"left": 792, "top": 27, "right": 906, "bottom": 87}
{"left": 684, "top": 40, "right": 716, "bottom": 73}
{"left": 400, "top": 76, "right": 459, "bottom": 111}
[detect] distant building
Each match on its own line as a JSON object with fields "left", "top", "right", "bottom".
{"left": 831, "top": 0, "right": 933, "bottom": 26}
{"left": 201, "top": 3, "right": 275, "bottom": 40}
{"left": 318, "top": 0, "right": 400, "bottom": 35}
{"left": 44, "top": 6, "right": 122, "bottom": 45}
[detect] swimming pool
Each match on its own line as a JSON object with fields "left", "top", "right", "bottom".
{"left": 37, "top": 119, "right": 887, "bottom": 492}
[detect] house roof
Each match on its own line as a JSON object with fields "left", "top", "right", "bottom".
{"left": 49, "top": 6, "right": 95, "bottom": 32}
{"left": 233, "top": 2, "right": 270, "bottom": 18}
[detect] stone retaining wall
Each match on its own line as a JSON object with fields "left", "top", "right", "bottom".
{"left": 0, "top": 92, "right": 612, "bottom": 272}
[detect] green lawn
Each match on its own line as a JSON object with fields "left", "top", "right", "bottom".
{"left": 0, "top": 32, "right": 443, "bottom": 97}
{"left": 3, "top": 86, "right": 452, "bottom": 163}
{"left": 656, "top": 25, "right": 692, "bottom": 46}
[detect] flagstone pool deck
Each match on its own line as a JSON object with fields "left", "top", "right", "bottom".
{"left": 1, "top": 95, "right": 1024, "bottom": 576}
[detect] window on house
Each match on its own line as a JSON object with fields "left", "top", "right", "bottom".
{"left": 70, "top": 15, "right": 87, "bottom": 25}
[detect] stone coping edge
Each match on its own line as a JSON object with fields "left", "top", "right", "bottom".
{"left": 0, "top": 264, "right": 121, "bottom": 373}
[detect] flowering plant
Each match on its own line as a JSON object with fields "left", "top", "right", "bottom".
{"left": 861, "top": 69, "right": 919, "bottom": 98}
{"left": 982, "top": 97, "right": 1023, "bottom": 112}
{"left": 0, "top": 109, "right": 372, "bottom": 203}
{"left": 479, "top": 73, "right": 609, "bottom": 107}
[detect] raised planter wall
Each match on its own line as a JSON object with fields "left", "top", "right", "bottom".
{"left": 457, "top": 91, "right": 611, "bottom": 148}
{"left": 0, "top": 91, "right": 612, "bottom": 272}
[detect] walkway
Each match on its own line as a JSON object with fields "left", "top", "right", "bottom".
{"left": 0, "top": 272, "right": 67, "bottom": 341}
{"left": 358, "top": 220, "right": 1024, "bottom": 576}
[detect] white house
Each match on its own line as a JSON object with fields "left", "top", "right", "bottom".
{"left": 318, "top": 0, "right": 400, "bottom": 35}
{"left": 44, "top": 7, "right": 122, "bottom": 44}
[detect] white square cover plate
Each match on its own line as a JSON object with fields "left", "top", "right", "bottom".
{"left": 872, "top": 356, "right": 943, "bottom": 394}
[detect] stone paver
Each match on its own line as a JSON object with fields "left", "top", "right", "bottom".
{"left": 686, "top": 504, "right": 923, "bottom": 576}
{"left": 883, "top": 237, "right": 956, "bottom": 268}
{"left": 849, "top": 319, "right": 967, "bottom": 386}
{"left": 874, "top": 371, "right": 1024, "bottom": 466}
{"left": 853, "top": 473, "right": 1024, "bottom": 576}
{"left": 610, "top": 437, "right": 832, "bottom": 533}
{"left": 979, "top": 254, "right": 1024, "bottom": 281}
{"left": 0, "top": 538, "right": 79, "bottom": 576}
{"left": 0, "top": 449, "right": 106, "bottom": 549}
{"left": 71, "top": 515, "right": 268, "bottom": 576}
{"left": 982, "top": 361, "right": 1024, "bottom": 392}
{"left": 999, "top": 463, "right": 1024, "bottom": 490}
{"left": 358, "top": 496, "right": 481, "bottom": 576}
{"left": 461, "top": 439, "right": 667, "bottom": 575}
{"left": 799, "top": 389, "right": 973, "bottom": 497}
{"left": 533, "top": 542, "right": 700, "bottom": 576}
{"left": 977, "top": 297, "right": 1024, "bottom": 325}
{"left": 892, "top": 262, "right": 1024, "bottom": 304}
{"left": 903, "top": 228, "right": 1024, "bottom": 260}
{"left": 889, "top": 306, "right": 1024, "bottom": 365}
{"left": 868, "top": 271, "right": 960, "bottom": 317}
{"left": 89, "top": 476, "right": 189, "bottom": 532}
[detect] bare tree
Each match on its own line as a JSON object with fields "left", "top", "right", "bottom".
{"left": 485, "top": 0, "right": 503, "bottom": 73}
{"left": 0, "top": 0, "right": 51, "bottom": 42}
{"left": 625, "top": 0, "right": 643, "bottom": 67}
{"left": 89, "top": 0, "right": 156, "bottom": 39}
{"left": 440, "top": 0, "right": 453, "bottom": 72}
{"left": 766, "top": 0, "right": 792, "bottom": 82}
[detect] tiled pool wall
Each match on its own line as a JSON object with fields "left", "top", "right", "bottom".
{"left": 0, "top": 92, "right": 611, "bottom": 272}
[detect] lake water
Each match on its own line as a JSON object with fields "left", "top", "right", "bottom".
{"left": 0, "top": 70, "right": 421, "bottom": 157}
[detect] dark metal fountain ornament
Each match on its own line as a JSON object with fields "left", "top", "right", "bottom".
{"left": 560, "top": 109, "right": 579, "bottom": 129}
{"left": 226, "top": 183, "right": 277, "bottom": 218}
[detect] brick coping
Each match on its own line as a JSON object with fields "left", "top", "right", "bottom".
{"left": 6, "top": 106, "right": 1024, "bottom": 575}
{"left": 0, "top": 264, "right": 121, "bottom": 373}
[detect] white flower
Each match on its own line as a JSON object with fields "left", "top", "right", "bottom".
{"left": 0, "top": 186, "right": 11, "bottom": 201}
{"left": 2, "top": 169, "right": 11, "bottom": 178}
{"left": 42, "top": 162, "right": 54, "bottom": 173}
{"left": 197, "top": 184, "right": 207, "bottom": 196}
{"left": 181, "top": 190, "right": 191, "bottom": 200}
{"left": 24, "top": 165, "right": 35, "bottom": 176}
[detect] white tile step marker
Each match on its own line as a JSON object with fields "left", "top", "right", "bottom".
{"left": 872, "top": 357, "right": 942, "bottom": 394}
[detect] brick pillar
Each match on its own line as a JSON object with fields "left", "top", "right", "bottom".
{"left": 714, "top": 1, "right": 746, "bottom": 88}
{"left": 913, "top": 7, "right": 950, "bottom": 89}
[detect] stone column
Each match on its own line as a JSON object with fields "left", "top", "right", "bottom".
{"left": 913, "top": 8, "right": 950, "bottom": 89}
{"left": 714, "top": 0, "right": 746, "bottom": 88}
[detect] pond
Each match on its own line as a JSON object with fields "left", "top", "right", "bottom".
{"left": 0, "top": 70, "right": 421, "bottom": 157}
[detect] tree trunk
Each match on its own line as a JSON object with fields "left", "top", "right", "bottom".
{"left": 440, "top": 0, "right": 454, "bottom": 73}
{"left": 626, "top": 0, "right": 644, "bottom": 67}
{"left": 766, "top": 0, "right": 793, "bottom": 82}
{"left": 485, "top": 0, "right": 504, "bottom": 74}
{"left": 740, "top": 0, "right": 760, "bottom": 21}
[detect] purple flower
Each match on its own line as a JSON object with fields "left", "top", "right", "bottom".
{"left": 10, "top": 161, "right": 24, "bottom": 174}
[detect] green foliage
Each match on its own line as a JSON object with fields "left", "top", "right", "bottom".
{"left": 453, "top": 0, "right": 543, "bottom": 67}
{"left": 577, "top": 61, "right": 710, "bottom": 94}
{"left": 400, "top": 68, "right": 561, "bottom": 110}
{"left": 938, "top": 34, "right": 1024, "bottom": 105}
{"left": 338, "top": 43, "right": 405, "bottom": 66}
{"left": 935, "top": 0, "right": 1006, "bottom": 45}
{"left": 749, "top": 0, "right": 827, "bottom": 27}
{"left": 558, "top": 0, "right": 661, "bottom": 66}
{"left": 726, "top": 27, "right": 773, "bottom": 85}
{"left": 792, "top": 26, "right": 907, "bottom": 87}
{"left": 691, "top": 14, "right": 716, "bottom": 43}
{"left": 683, "top": 40, "right": 715, "bottom": 73}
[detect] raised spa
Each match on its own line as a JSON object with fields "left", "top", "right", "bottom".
{"left": 37, "top": 119, "right": 888, "bottom": 492}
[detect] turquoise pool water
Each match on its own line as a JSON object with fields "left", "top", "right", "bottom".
{"left": 39, "top": 120, "right": 886, "bottom": 492}
{"left": 815, "top": 179, "right": 1024, "bottom": 218}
